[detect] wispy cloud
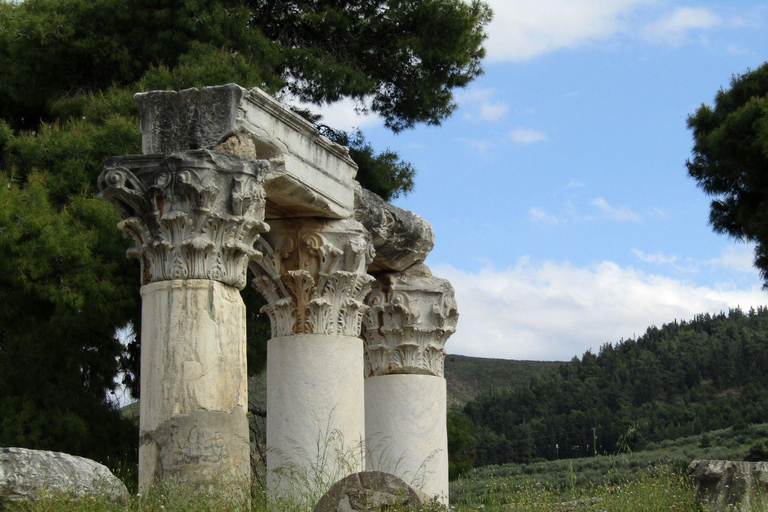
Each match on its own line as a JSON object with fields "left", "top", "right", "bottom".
{"left": 483, "top": 0, "right": 652, "bottom": 62}
{"left": 708, "top": 244, "right": 756, "bottom": 274}
{"left": 530, "top": 197, "right": 654, "bottom": 225}
{"left": 482, "top": 1, "right": 753, "bottom": 62}
{"left": 641, "top": 7, "right": 720, "bottom": 46}
{"left": 478, "top": 102, "right": 510, "bottom": 121}
{"left": 529, "top": 207, "right": 562, "bottom": 226}
{"left": 458, "top": 87, "right": 510, "bottom": 122}
{"left": 459, "top": 138, "right": 496, "bottom": 154}
{"left": 459, "top": 126, "right": 548, "bottom": 153}
{"left": 566, "top": 179, "right": 585, "bottom": 189}
{"left": 631, "top": 248, "right": 677, "bottom": 265}
{"left": 630, "top": 244, "right": 760, "bottom": 278}
{"left": 510, "top": 128, "right": 548, "bottom": 144}
{"left": 591, "top": 197, "right": 640, "bottom": 222}
{"left": 433, "top": 259, "right": 765, "bottom": 360}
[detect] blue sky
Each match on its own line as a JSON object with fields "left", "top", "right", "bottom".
{"left": 300, "top": 0, "right": 768, "bottom": 361}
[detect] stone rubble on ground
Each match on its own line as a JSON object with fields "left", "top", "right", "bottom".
{"left": 313, "top": 471, "right": 427, "bottom": 512}
{"left": 689, "top": 459, "right": 768, "bottom": 512}
{"left": 0, "top": 447, "right": 128, "bottom": 505}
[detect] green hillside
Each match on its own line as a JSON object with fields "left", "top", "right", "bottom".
{"left": 444, "top": 354, "right": 564, "bottom": 408}
{"left": 460, "top": 306, "right": 768, "bottom": 468}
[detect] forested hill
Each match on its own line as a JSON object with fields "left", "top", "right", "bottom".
{"left": 444, "top": 355, "right": 564, "bottom": 408}
{"left": 459, "top": 307, "right": 768, "bottom": 467}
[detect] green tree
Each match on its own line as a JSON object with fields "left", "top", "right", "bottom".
{"left": 0, "top": 0, "right": 491, "bottom": 464}
{"left": 447, "top": 409, "right": 477, "bottom": 480}
{"left": 462, "top": 307, "right": 768, "bottom": 466}
{"left": 687, "top": 62, "right": 768, "bottom": 282}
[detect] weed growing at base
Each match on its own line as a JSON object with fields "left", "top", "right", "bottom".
{"left": 0, "top": 463, "right": 725, "bottom": 512}
{"left": 451, "top": 465, "right": 703, "bottom": 511}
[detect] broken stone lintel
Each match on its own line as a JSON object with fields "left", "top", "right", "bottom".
{"left": 354, "top": 184, "right": 434, "bottom": 273}
{"left": 135, "top": 84, "right": 357, "bottom": 219}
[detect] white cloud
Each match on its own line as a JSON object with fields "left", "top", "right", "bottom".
{"left": 478, "top": 102, "right": 510, "bottom": 121}
{"left": 529, "top": 207, "right": 561, "bottom": 226}
{"left": 566, "top": 179, "right": 585, "bottom": 189}
{"left": 281, "top": 95, "right": 380, "bottom": 132}
{"left": 433, "top": 259, "right": 766, "bottom": 361}
{"left": 591, "top": 197, "right": 640, "bottom": 222}
{"left": 459, "top": 138, "right": 496, "bottom": 154}
{"left": 483, "top": 0, "right": 651, "bottom": 62}
{"left": 641, "top": 7, "right": 720, "bottom": 46}
{"left": 510, "top": 128, "right": 548, "bottom": 144}
{"left": 709, "top": 244, "right": 756, "bottom": 274}
{"left": 458, "top": 87, "right": 510, "bottom": 122}
{"left": 531, "top": 198, "right": 650, "bottom": 225}
{"left": 631, "top": 248, "right": 677, "bottom": 265}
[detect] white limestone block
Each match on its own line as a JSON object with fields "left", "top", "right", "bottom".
{"left": 135, "top": 85, "right": 356, "bottom": 219}
{"left": 0, "top": 448, "right": 128, "bottom": 505}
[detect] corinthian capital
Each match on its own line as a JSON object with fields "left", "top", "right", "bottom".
{"left": 250, "top": 219, "right": 375, "bottom": 338}
{"left": 98, "top": 150, "right": 269, "bottom": 289}
{"left": 363, "top": 265, "right": 458, "bottom": 378}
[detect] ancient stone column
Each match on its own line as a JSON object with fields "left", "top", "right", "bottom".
{"left": 362, "top": 264, "right": 458, "bottom": 505}
{"left": 98, "top": 150, "right": 269, "bottom": 494}
{"left": 250, "top": 218, "right": 374, "bottom": 502}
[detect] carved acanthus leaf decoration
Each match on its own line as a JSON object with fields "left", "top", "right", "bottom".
{"left": 362, "top": 265, "right": 458, "bottom": 378}
{"left": 98, "top": 150, "right": 269, "bottom": 289}
{"left": 250, "top": 219, "right": 375, "bottom": 338}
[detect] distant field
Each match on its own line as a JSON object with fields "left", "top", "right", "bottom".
{"left": 452, "top": 422, "right": 768, "bottom": 507}
{"left": 444, "top": 354, "right": 565, "bottom": 408}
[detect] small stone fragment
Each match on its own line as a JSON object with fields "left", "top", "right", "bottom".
{"left": 313, "top": 471, "right": 427, "bottom": 512}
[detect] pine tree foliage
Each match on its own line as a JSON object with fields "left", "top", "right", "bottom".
{"left": 320, "top": 126, "right": 415, "bottom": 201}
{"left": 687, "top": 61, "right": 768, "bottom": 283}
{"left": 0, "top": 0, "right": 491, "bottom": 463}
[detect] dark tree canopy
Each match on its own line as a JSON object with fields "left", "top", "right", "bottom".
{"left": 0, "top": 0, "right": 490, "bottom": 465}
{"left": 0, "top": 0, "right": 490, "bottom": 131}
{"left": 687, "top": 62, "right": 768, "bottom": 283}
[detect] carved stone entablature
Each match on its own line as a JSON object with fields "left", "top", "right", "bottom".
{"left": 354, "top": 184, "right": 435, "bottom": 273}
{"left": 98, "top": 150, "right": 269, "bottom": 289}
{"left": 362, "top": 265, "right": 458, "bottom": 378}
{"left": 250, "top": 219, "right": 375, "bottom": 338}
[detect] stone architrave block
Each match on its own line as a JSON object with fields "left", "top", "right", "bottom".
{"left": 0, "top": 448, "right": 129, "bottom": 505}
{"left": 313, "top": 471, "right": 427, "bottom": 512}
{"left": 354, "top": 184, "right": 434, "bottom": 273}
{"left": 134, "top": 84, "right": 357, "bottom": 219}
{"left": 134, "top": 84, "right": 437, "bottom": 273}
{"left": 689, "top": 459, "right": 768, "bottom": 511}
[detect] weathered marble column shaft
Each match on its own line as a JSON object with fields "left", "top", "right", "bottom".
{"left": 362, "top": 265, "right": 458, "bottom": 505}
{"left": 250, "top": 218, "right": 374, "bottom": 501}
{"left": 98, "top": 150, "right": 268, "bottom": 494}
